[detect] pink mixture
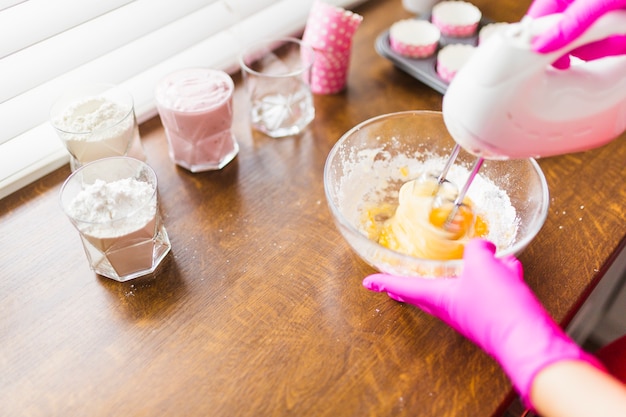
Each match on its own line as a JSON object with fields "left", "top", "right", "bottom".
{"left": 155, "top": 68, "right": 239, "bottom": 172}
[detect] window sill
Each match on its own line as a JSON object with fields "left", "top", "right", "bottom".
{"left": 0, "top": 0, "right": 367, "bottom": 200}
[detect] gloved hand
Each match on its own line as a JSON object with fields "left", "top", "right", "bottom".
{"left": 527, "top": 0, "right": 626, "bottom": 68}
{"left": 362, "top": 239, "right": 604, "bottom": 409}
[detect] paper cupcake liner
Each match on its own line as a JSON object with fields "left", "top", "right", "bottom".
{"left": 432, "top": 17, "right": 479, "bottom": 37}
{"left": 313, "top": 49, "right": 351, "bottom": 69}
{"left": 436, "top": 43, "right": 476, "bottom": 82}
{"left": 310, "top": 65, "right": 349, "bottom": 94}
{"left": 389, "top": 19, "right": 440, "bottom": 58}
{"left": 390, "top": 39, "right": 438, "bottom": 58}
{"left": 302, "top": 0, "right": 363, "bottom": 94}
{"left": 303, "top": 0, "right": 363, "bottom": 51}
{"left": 431, "top": 1, "right": 481, "bottom": 38}
{"left": 478, "top": 22, "right": 509, "bottom": 44}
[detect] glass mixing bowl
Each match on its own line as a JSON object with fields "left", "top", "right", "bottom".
{"left": 323, "top": 111, "right": 549, "bottom": 277}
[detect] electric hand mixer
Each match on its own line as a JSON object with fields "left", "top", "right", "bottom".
{"left": 434, "top": 10, "right": 626, "bottom": 230}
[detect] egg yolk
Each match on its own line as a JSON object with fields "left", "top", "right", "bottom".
{"left": 428, "top": 204, "right": 489, "bottom": 240}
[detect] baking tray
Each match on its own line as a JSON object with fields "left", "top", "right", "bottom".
{"left": 375, "top": 15, "right": 494, "bottom": 94}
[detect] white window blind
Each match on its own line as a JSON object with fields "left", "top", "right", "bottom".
{"left": 0, "top": 0, "right": 367, "bottom": 199}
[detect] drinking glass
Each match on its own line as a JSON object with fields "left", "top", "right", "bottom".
{"left": 239, "top": 37, "right": 315, "bottom": 138}
{"left": 155, "top": 68, "right": 239, "bottom": 172}
{"left": 50, "top": 84, "right": 143, "bottom": 171}
{"left": 60, "top": 157, "right": 171, "bottom": 281}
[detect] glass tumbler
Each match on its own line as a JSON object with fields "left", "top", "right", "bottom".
{"left": 155, "top": 68, "right": 239, "bottom": 172}
{"left": 50, "top": 83, "right": 143, "bottom": 171}
{"left": 239, "top": 37, "right": 315, "bottom": 138}
{"left": 60, "top": 157, "right": 171, "bottom": 281}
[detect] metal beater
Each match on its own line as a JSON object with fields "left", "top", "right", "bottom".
{"left": 431, "top": 143, "right": 484, "bottom": 232}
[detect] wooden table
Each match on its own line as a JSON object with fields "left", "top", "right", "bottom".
{"left": 2, "top": 0, "right": 626, "bottom": 415}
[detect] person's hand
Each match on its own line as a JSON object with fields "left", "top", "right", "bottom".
{"left": 362, "top": 239, "right": 603, "bottom": 408}
{"left": 526, "top": 0, "right": 626, "bottom": 68}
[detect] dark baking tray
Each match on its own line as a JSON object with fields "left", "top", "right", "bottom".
{"left": 375, "top": 15, "right": 494, "bottom": 94}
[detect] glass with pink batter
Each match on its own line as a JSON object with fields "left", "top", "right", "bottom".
{"left": 155, "top": 68, "right": 239, "bottom": 172}
{"left": 60, "top": 157, "right": 171, "bottom": 281}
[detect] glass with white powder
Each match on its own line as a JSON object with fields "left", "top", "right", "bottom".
{"left": 50, "top": 84, "right": 143, "bottom": 171}
{"left": 60, "top": 157, "right": 171, "bottom": 281}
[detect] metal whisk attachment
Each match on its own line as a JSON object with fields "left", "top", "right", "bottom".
{"left": 430, "top": 144, "right": 484, "bottom": 233}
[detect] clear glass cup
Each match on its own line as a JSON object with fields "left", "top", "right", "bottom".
{"left": 155, "top": 68, "right": 239, "bottom": 172}
{"left": 50, "top": 83, "right": 143, "bottom": 171}
{"left": 239, "top": 37, "right": 315, "bottom": 138}
{"left": 59, "top": 157, "right": 171, "bottom": 282}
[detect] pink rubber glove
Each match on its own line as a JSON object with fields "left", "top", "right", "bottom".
{"left": 527, "top": 0, "right": 626, "bottom": 68}
{"left": 362, "top": 239, "right": 604, "bottom": 409}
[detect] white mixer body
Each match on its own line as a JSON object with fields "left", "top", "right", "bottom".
{"left": 442, "top": 11, "right": 626, "bottom": 159}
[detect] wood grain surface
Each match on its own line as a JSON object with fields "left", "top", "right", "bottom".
{"left": 2, "top": 0, "right": 625, "bottom": 416}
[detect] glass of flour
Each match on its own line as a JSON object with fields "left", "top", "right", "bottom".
{"left": 59, "top": 157, "right": 171, "bottom": 281}
{"left": 50, "top": 84, "right": 143, "bottom": 171}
